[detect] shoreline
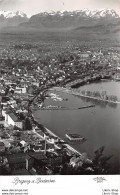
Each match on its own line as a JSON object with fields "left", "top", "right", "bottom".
{"left": 53, "top": 87, "right": 120, "bottom": 104}
{"left": 32, "top": 114, "right": 83, "bottom": 156}
{"left": 32, "top": 82, "right": 119, "bottom": 162}
{"left": 32, "top": 84, "right": 119, "bottom": 159}
{"left": 45, "top": 127, "right": 83, "bottom": 155}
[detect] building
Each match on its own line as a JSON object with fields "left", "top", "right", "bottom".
{"left": 48, "top": 135, "right": 59, "bottom": 144}
{"left": 46, "top": 152, "right": 62, "bottom": 166}
{"left": 2, "top": 108, "right": 11, "bottom": 121}
{"left": 70, "top": 156, "right": 83, "bottom": 167}
{"left": 78, "top": 53, "right": 90, "bottom": 58}
{"left": 6, "top": 153, "right": 34, "bottom": 170}
{"left": 7, "top": 112, "right": 23, "bottom": 129}
{"left": 32, "top": 82, "right": 39, "bottom": 87}
{"left": 0, "top": 142, "right": 5, "bottom": 153}
{"left": 29, "top": 152, "right": 48, "bottom": 167}
{"left": 15, "top": 87, "right": 26, "bottom": 94}
{"left": 33, "top": 145, "right": 42, "bottom": 152}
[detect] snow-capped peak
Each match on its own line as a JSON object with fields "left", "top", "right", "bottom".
{"left": 34, "top": 8, "right": 119, "bottom": 19}
{"left": 91, "top": 8, "right": 119, "bottom": 18}
{"left": 0, "top": 10, "right": 30, "bottom": 19}
{"left": 0, "top": 8, "right": 119, "bottom": 21}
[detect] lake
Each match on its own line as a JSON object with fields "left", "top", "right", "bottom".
{"left": 34, "top": 80, "right": 120, "bottom": 173}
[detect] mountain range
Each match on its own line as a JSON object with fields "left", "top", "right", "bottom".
{"left": 0, "top": 9, "right": 120, "bottom": 31}
{"left": 0, "top": 11, "right": 29, "bottom": 27}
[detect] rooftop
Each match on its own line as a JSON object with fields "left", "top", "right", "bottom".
{"left": 8, "top": 112, "right": 21, "bottom": 122}
{"left": 29, "top": 152, "right": 47, "bottom": 160}
{"left": 7, "top": 153, "right": 31, "bottom": 164}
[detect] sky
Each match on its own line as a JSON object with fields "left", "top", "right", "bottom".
{"left": 0, "top": 0, "right": 120, "bottom": 16}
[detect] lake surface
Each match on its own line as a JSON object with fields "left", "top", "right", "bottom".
{"left": 34, "top": 80, "right": 120, "bottom": 173}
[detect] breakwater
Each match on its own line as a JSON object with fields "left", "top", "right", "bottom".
{"left": 40, "top": 105, "right": 95, "bottom": 111}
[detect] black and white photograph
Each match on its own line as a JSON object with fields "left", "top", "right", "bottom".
{"left": 0, "top": 0, "right": 120, "bottom": 180}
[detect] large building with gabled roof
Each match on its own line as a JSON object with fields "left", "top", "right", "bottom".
{"left": 7, "top": 112, "right": 23, "bottom": 129}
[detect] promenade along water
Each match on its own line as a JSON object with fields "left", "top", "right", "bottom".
{"left": 34, "top": 80, "right": 120, "bottom": 173}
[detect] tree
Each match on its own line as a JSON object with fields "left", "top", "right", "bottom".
{"left": 60, "top": 147, "right": 113, "bottom": 175}
{"left": 5, "top": 86, "right": 10, "bottom": 96}
{"left": 24, "top": 117, "right": 32, "bottom": 130}
{"left": 10, "top": 89, "right": 14, "bottom": 95}
{"left": 92, "top": 146, "right": 112, "bottom": 174}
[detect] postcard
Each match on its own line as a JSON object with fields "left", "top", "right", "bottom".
{"left": 0, "top": 0, "right": 120, "bottom": 194}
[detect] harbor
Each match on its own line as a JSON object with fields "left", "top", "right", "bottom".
{"left": 33, "top": 82, "right": 120, "bottom": 172}
{"left": 32, "top": 114, "right": 84, "bottom": 156}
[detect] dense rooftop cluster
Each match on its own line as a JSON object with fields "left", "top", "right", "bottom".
{"left": 0, "top": 43, "right": 120, "bottom": 88}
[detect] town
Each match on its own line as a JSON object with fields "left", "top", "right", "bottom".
{"left": 0, "top": 42, "right": 120, "bottom": 175}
